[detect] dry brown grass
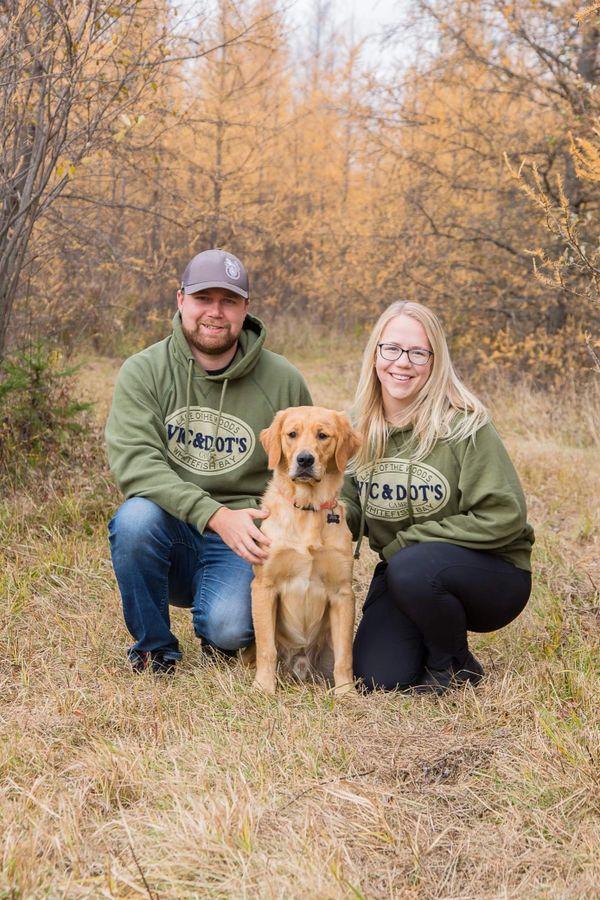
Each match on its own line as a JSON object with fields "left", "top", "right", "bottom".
{"left": 1, "top": 346, "right": 599, "bottom": 898}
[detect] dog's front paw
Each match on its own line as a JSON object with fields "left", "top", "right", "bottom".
{"left": 253, "top": 675, "right": 276, "bottom": 694}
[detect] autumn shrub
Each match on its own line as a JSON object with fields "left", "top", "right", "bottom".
{"left": 0, "top": 345, "right": 92, "bottom": 477}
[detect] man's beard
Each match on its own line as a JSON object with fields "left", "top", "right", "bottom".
{"left": 182, "top": 322, "right": 238, "bottom": 356}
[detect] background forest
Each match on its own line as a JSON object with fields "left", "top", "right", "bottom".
{"left": 2, "top": 0, "right": 600, "bottom": 382}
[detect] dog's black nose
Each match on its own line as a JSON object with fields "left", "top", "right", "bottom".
{"left": 296, "top": 451, "right": 315, "bottom": 469}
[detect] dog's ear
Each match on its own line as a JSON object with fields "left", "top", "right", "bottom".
{"left": 260, "top": 411, "right": 286, "bottom": 470}
{"left": 334, "top": 414, "right": 362, "bottom": 472}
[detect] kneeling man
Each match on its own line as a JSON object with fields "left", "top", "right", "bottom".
{"left": 106, "top": 249, "right": 311, "bottom": 672}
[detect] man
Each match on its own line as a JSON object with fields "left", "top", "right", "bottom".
{"left": 106, "top": 249, "right": 312, "bottom": 673}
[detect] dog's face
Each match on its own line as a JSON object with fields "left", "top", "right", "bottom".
{"left": 261, "top": 406, "right": 362, "bottom": 482}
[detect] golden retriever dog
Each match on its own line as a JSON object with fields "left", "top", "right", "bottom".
{"left": 250, "top": 406, "right": 361, "bottom": 695}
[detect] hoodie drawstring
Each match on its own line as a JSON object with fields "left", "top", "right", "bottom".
{"left": 406, "top": 459, "right": 415, "bottom": 526}
{"left": 210, "top": 378, "right": 229, "bottom": 469}
{"left": 353, "top": 466, "right": 375, "bottom": 560}
{"left": 185, "top": 358, "right": 230, "bottom": 469}
{"left": 185, "top": 357, "right": 194, "bottom": 462}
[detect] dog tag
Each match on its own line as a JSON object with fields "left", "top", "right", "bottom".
{"left": 327, "top": 512, "right": 340, "bottom": 524}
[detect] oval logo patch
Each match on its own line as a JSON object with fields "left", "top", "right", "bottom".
{"left": 355, "top": 458, "right": 450, "bottom": 520}
{"left": 165, "top": 407, "right": 256, "bottom": 475}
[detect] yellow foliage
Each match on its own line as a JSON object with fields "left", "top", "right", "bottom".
{"left": 576, "top": 2, "right": 600, "bottom": 22}
{"left": 9, "top": 0, "right": 600, "bottom": 386}
{"left": 571, "top": 133, "right": 600, "bottom": 182}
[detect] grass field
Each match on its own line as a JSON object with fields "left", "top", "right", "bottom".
{"left": 1, "top": 344, "right": 599, "bottom": 898}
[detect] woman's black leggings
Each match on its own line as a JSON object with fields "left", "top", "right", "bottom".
{"left": 353, "top": 542, "right": 531, "bottom": 691}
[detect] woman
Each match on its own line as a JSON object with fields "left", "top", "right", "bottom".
{"left": 342, "top": 301, "right": 534, "bottom": 694}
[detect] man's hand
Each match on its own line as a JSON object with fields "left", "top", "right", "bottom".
{"left": 208, "top": 507, "right": 271, "bottom": 565}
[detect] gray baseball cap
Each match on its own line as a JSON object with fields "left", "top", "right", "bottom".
{"left": 180, "top": 249, "right": 249, "bottom": 299}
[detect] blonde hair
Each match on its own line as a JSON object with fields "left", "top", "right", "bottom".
{"left": 352, "top": 301, "right": 489, "bottom": 469}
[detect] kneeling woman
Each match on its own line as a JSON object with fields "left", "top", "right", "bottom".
{"left": 343, "top": 302, "right": 534, "bottom": 694}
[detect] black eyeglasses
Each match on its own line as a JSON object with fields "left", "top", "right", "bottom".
{"left": 377, "top": 344, "right": 433, "bottom": 365}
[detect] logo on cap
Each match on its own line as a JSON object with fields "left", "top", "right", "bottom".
{"left": 224, "top": 257, "right": 241, "bottom": 280}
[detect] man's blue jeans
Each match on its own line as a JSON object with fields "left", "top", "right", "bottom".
{"left": 108, "top": 497, "right": 254, "bottom": 661}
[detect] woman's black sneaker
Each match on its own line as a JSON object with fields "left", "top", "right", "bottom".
{"left": 452, "top": 651, "right": 484, "bottom": 685}
{"left": 411, "top": 667, "right": 453, "bottom": 695}
{"left": 411, "top": 652, "right": 484, "bottom": 695}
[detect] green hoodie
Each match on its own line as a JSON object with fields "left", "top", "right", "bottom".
{"left": 342, "top": 421, "right": 534, "bottom": 571}
{"left": 106, "top": 312, "right": 311, "bottom": 531}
